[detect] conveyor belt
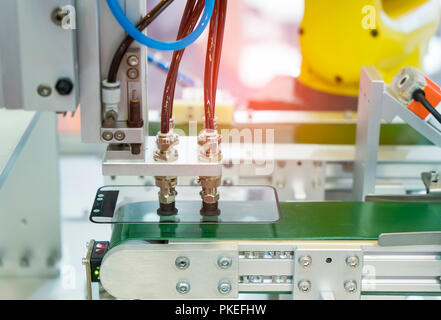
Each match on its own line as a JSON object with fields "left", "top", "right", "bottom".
{"left": 110, "top": 201, "right": 441, "bottom": 247}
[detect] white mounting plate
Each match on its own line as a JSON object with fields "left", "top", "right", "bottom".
{"left": 102, "top": 136, "right": 222, "bottom": 177}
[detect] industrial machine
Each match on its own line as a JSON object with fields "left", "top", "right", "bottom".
{"left": 1, "top": 0, "right": 441, "bottom": 300}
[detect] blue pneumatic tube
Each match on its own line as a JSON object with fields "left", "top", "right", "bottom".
{"left": 106, "top": 0, "right": 215, "bottom": 51}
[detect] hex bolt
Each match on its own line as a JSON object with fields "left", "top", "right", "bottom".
{"left": 344, "top": 280, "right": 357, "bottom": 294}
{"left": 114, "top": 131, "right": 126, "bottom": 141}
{"left": 175, "top": 256, "right": 190, "bottom": 270}
{"left": 55, "top": 78, "right": 74, "bottom": 96}
{"left": 127, "top": 55, "right": 139, "bottom": 66}
{"left": 218, "top": 280, "right": 232, "bottom": 295}
{"left": 299, "top": 255, "right": 312, "bottom": 268}
{"left": 217, "top": 256, "right": 232, "bottom": 269}
{"left": 176, "top": 280, "right": 191, "bottom": 294}
{"left": 298, "top": 280, "right": 311, "bottom": 293}
{"left": 37, "top": 85, "right": 52, "bottom": 97}
{"left": 102, "top": 131, "right": 113, "bottom": 141}
{"left": 346, "top": 256, "right": 360, "bottom": 268}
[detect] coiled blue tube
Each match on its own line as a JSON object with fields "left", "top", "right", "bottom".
{"left": 106, "top": 0, "right": 215, "bottom": 51}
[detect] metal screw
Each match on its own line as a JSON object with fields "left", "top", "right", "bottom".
{"left": 298, "top": 280, "right": 311, "bottom": 293}
{"left": 51, "top": 7, "right": 68, "bottom": 26}
{"left": 37, "top": 85, "right": 52, "bottom": 97}
{"left": 55, "top": 78, "right": 74, "bottom": 95}
{"left": 175, "top": 256, "right": 190, "bottom": 270}
{"left": 102, "top": 131, "right": 113, "bottom": 141}
{"left": 217, "top": 256, "right": 232, "bottom": 269}
{"left": 176, "top": 280, "right": 191, "bottom": 294}
{"left": 299, "top": 255, "right": 312, "bottom": 268}
{"left": 127, "top": 55, "right": 139, "bottom": 66}
{"left": 344, "top": 280, "right": 357, "bottom": 294}
{"left": 346, "top": 256, "right": 360, "bottom": 268}
{"left": 218, "top": 280, "right": 232, "bottom": 294}
{"left": 114, "top": 131, "right": 126, "bottom": 141}
{"left": 127, "top": 68, "right": 139, "bottom": 80}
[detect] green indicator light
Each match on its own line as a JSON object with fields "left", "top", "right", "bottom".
{"left": 94, "top": 270, "right": 100, "bottom": 276}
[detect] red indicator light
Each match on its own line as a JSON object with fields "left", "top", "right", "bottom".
{"left": 96, "top": 243, "right": 106, "bottom": 249}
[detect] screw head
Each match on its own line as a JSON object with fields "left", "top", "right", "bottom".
{"left": 218, "top": 280, "right": 232, "bottom": 294}
{"left": 51, "top": 7, "right": 67, "bottom": 26}
{"left": 127, "top": 68, "right": 139, "bottom": 80}
{"left": 298, "top": 280, "right": 311, "bottom": 293}
{"left": 175, "top": 256, "right": 190, "bottom": 270}
{"left": 299, "top": 255, "right": 312, "bottom": 268}
{"left": 176, "top": 280, "right": 190, "bottom": 294}
{"left": 37, "top": 85, "right": 52, "bottom": 97}
{"left": 346, "top": 256, "right": 360, "bottom": 268}
{"left": 55, "top": 78, "right": 74, "bottom": 95}
{"left": 114, "top": 131, "right": 126, "bottom": 141}
{"left": 102, "top": 131, "right": 113, "bottom": 141}
{"left": 217, "top": 256, "right": 232, "bottom": 269}
{"left": 127, "top": 55, "right": 139, "bottom": 66}
{"left": 344, "top": 280, "right": 357, "bottom": 294}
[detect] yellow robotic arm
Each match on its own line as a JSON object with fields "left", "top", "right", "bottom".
{"left": 298, "top": 0, "right": 441, "bottom": 97}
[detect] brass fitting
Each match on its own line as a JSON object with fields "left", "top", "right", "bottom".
{"left": 199, "top": 175, "right": 222, "bottom": 216}
{"left": 155, "top": 176, "right": 178, "bottom": 216}
{"left": 154, "top": 118, "right": 179, "bottom": 162}
{"left": 198, "top": 129, "right": 222, "bottom": 162}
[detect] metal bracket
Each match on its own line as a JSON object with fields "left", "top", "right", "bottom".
{"left": 82, "top": 240, "right": 95, "bottom": 300}
{"left": 293, "top": 245, "right": 363, "bottom": 300}
{"left": 379, "top": 232, "right": 441, "bottom": 247}
{"left": 100, "top": 242, "right": 238, "bottom": 299}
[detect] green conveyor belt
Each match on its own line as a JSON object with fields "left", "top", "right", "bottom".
{"left": 110, "top": 201, "right": 441, "bottom": 248}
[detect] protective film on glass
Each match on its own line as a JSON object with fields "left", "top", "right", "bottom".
{"left": 89, "top": 185, "right": 281, "bottom": 224}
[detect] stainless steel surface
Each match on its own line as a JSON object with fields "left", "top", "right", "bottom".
{"left": 353, "top": 66, "right": 385, "bottom": 201}
{"left": 100, "top": 242, "right": 239, "bottom": 299}
{"left": 293, "top": 245, "right": 363, "bottom": 300}
{"left": 103, "top": 136, "right": 222, "bottom": 177}
{"left": 78, "top": 0, "right": 148, "bottom": 146}
{"left": 379, "top": 232, "right": 441, "bottom": 247}
{"left": 0, "top": 0, "right": 78, "bottom": 112}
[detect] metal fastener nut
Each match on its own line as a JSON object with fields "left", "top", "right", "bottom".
{"left": 175, "top": 256, "right": 190, "bottom": 270}
{"left": 102, "top": 131, "right": 113, "bottom": 141}
{"left": 298, "top": 280, "right": 311, "bottom": 293}
{"left": 127, "top": 55, "right": 139, "bottom": 66}
{"left": 346, "top": 256, "right": 360, "bottom": 268}
{"left": 217, "top": 256, "right": 232, "bottom": 269}
{"left": 218, "top": 280, "right": 232, "bottom": 294}
{"left": 114, "top": 131, "right": 126, "bottom": 141}
{"left": 176, "top": 280, "right": 191, "bottom": 294}
{"left": 37, "top": 85, "right": 52, "bottom": 97}
{"left": 344, "top": 280, "right": 357, "bottom": 293}
{"left": 299, "top": 255, "right": 312, "bottom": 268}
